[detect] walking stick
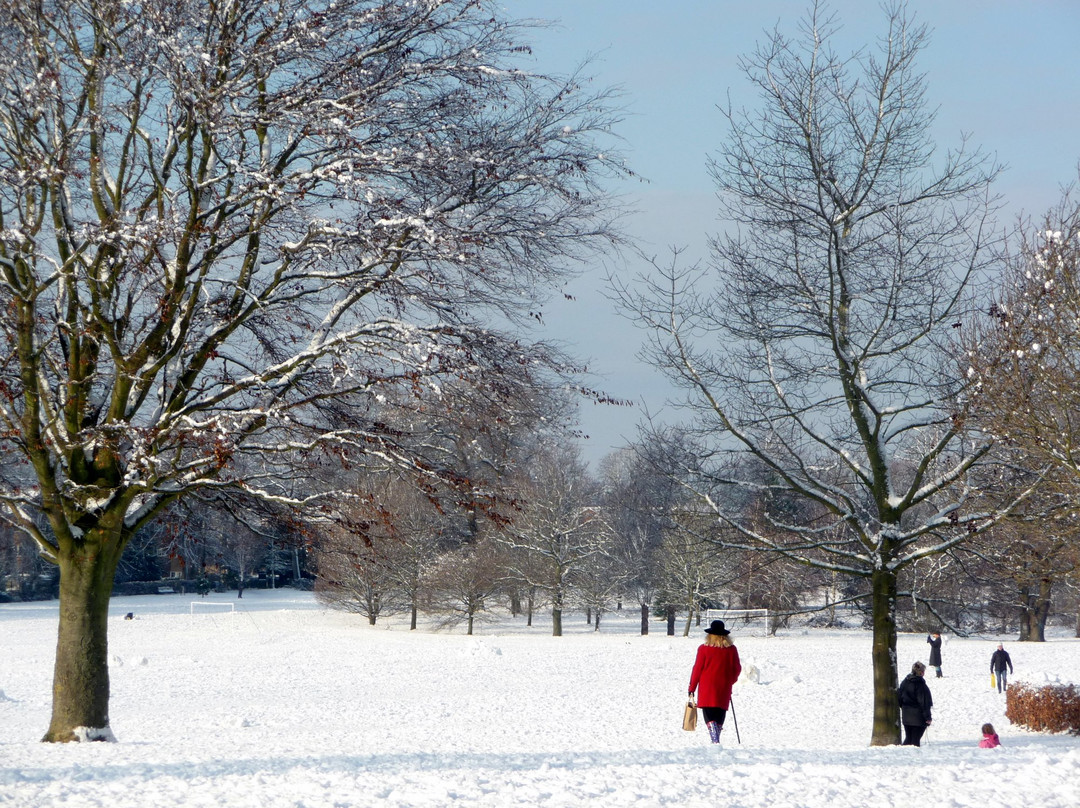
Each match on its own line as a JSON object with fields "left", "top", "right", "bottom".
{"left": 729, "top": 697, "right": 741, "bottom": 744}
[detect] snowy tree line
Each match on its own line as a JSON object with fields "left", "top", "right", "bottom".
{"left": 5, "top": 397, "right": 1077, "bottom": 645}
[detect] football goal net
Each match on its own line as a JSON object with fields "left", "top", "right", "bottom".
{"left": 704, "top": 608, "right": 771, "bottom": 637}
{"left": 190, "top": 601, "right": 236, "bottom": 615}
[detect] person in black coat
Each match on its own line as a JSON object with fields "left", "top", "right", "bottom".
{"left": 926, "top": 632, "right": 943, "bottom": 677}
{"left": 991, "top": 644, "right": 1014, "bottom": 693}
{"left": 897, "top": 661, "right": 933, "bottom": 746}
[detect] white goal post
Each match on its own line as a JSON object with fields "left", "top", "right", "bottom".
{"left": 190, "top": 601, "right": 236, "bottom": 615}
{"left": 704, "top": 608, "right": 771, "bottom": 637}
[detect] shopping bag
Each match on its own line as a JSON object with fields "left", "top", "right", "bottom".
{"left": 683, "top": 699, "right": 698, "bottom": 731}
{"left": 991, "top": 674, "right": 996, "bottom": 689}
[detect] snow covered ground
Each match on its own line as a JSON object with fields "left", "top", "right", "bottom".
{"left": 2, "top": 590, "right": 1078, "bottom": 808}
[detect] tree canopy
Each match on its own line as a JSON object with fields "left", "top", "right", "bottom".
{"left": 0, "top": 0, "right": 625, "bottom": 741}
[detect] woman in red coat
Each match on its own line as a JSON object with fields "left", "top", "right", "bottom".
{"left": 688, "top": 620, "right": 742, "bottom": 744}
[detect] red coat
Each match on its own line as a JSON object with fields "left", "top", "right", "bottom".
{"left": 689, "top": 644, "right": 741, "bottom": 708}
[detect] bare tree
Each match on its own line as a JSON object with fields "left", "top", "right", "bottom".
{"left": 316, "top": 471, "right": 451, "bottom": 628}
{"left": 617, "top": 2, "right": 1010, "bottom": 745}
{"left": 0, "top": 0, "right": 625, "bottom": 741}
{"left": 425, "top": 537, "right": 505, "bottom": 635}
{"left": 961, "top": 464, "right": 1080, "bottom": 641}
{"left": 655, "top": 512, "right": 733, "bottom": 636}
{"left": 596, "top": 448, "right": 674, "bottom": 634}
{"left": 966, "top": 191, "right": 1080, "bottom": 639}
{"left": 315, "top": 518, "right": 401, "bottom": 625}
{"left": 153, "top": 499, "right": 219, "bottom": 583}
{"left": 570, "top": 515, "right": 625, "bottom": 631}
{"left": 969, "top": 195, "right": 1080, "bottom": 473}
{"left": 501, "top": 443, "right": 601, "bottom": 636}
{"left": 383, "top": 482, "right": 455, "bottom": 632}
{"left": 213, "top": 518, "right": 267, "bottom": 598}
{"left": 0, "top": 520, "right": 57, "bottom": 601}
{"left": 499, "top": 541, "right": 548, "bottom": 627}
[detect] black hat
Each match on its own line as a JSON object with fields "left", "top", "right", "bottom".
{"left": 705, "top": 620, "right": 730, "bottom": 636}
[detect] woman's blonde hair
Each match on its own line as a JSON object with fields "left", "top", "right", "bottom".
{"left": 705, "top": 633, "right": 733, "bottom": 648}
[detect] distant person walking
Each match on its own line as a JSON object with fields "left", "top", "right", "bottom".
{"left": 688, "top": 620, "right": 742, "bottom": 745}
{"left": 991, "top": 644, "right": 1013, "bottom": 693}
{"left": 897, "top": 661, "right": 933, "bottom": 747}
{"left": 926, "top": 632, "right": 943, "bottom": 677}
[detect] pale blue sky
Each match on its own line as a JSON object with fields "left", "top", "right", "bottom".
{"left": 506, "top": 1, "right": 1080, "bottom": 465}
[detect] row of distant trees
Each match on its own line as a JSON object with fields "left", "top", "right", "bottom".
{"left": 7, "top": 418, "right": 1075, "bottom": 642}
{"left": 306, "top": 441, "right": 1080, "bottom": 641}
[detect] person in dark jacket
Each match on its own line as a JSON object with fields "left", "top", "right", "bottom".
{"left": 926, "top": 632, "right": 943, "bottom": 677}
{"left": 991, "top": 644, "right": 1014, "bottom": 693}
{"left": 897, "top": 661, "right": 933, "bottom": 746}
{"left": 688, "top": 620, "right": 742, "bottom": 744}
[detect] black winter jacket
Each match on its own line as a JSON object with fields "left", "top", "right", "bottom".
{"left": 896, "top": 674, "right": 933, "bottom": 727}
{"left": 991, "top": 649, "right": 1013, "bottom": 673}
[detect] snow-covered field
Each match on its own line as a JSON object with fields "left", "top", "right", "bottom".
{"left": 2, "top": 590, "right": 1078, "bottom": 808}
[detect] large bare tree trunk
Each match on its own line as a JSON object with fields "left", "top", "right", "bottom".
{"left": 1018, "top": 579, "right": 1052, "bottom": 641}
{"left": 43, "top": 528, "right": 124, "bottom": 742}
{"left": 551, "top": 588, "right": 563, "bottom": 637}
{"left": 869, "top": 567, "right": 901, "bottom": 746}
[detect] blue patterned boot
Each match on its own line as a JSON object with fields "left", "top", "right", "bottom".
{"left": 707, "top": 721, "right": 722, "bottom": 744}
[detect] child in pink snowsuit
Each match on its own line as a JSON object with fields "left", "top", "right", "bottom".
{"left": 978, "top": 723, "right": 1001, "bottom": 748}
